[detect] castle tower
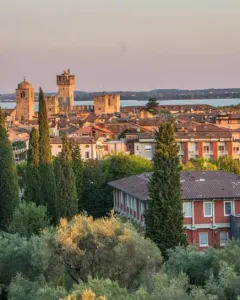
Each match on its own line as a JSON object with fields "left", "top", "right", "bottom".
{"left": 15, "top": 79, "right": 35, "bottom": 121}
{"left": 94, "top": 94, "right": 120, "bottom": 115}
{"left": 56, "top": 70, "right": 75, "bottom": 112}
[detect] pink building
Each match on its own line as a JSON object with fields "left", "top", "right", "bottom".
{"left": 109, "top": 171, "right": 240, "bottom": 249}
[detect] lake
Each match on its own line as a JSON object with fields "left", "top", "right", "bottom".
{"left": 1, "top": 98, "right": 240, "bottom": 110}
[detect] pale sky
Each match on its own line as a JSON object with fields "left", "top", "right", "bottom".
{"left": 1, "top": 0, "right": 240, "bottom": 93}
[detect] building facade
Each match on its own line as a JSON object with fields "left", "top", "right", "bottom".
{"left": 57, "top": 70, "right": 75, "bottom": 112}
{"left": 127, "top": 131, "right": 240, "bottom": 162}
{"left": 94, "top": 94, "right": 120, "bottom": 115}
{"left": 50, "top": 136, "right": 106, "bottom": 160}
{"left": 45, "top": 95, "right": 59, "bottom": 116}
{"left": 15, "top": 79, "right": 35, "bottom": 121}
{"left": 109, "top": 171, "right": 240, "bottom": 248}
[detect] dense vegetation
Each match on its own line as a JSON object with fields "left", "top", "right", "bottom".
{"left": 145, "top": 122, "right": 187, "bottom": 257}
{"left": 1, "top": 213, "right": 240, "bottom": 299}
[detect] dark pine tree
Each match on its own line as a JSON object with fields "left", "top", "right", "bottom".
{"left": 58, "top": 134, "right": 78, "bottom": 219}
{"left": 71, "top": 143, "right": 84, "bottom": 211}
{"left": 145, "top": 97, "right": 159, "bottom": 115}
{"left": 38, "top": 88, "right": 57, "bottom": 222}
{"left": 0, "top": 108, "right": 19, "bottom": 228}
{"left": 145, "top": 122, "right": 187, "bottom": 258}
{"left": 24, "top": 127, "right": 41, "bottom": 204}
{"left": 82, "top": 160, "right": 106, "bottom": 218}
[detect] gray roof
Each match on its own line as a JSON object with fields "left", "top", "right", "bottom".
{"left": 108, "top": 171, "right": 240, "bottom": 201}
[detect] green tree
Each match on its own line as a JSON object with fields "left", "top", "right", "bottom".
{"left": 55, "top": 214, "right": 162, "bottom": 289}
{"left": 82, "top": 160, "right": 107, "bottom": 217}
{"left": 8, "top": 202, "right": 50, "bottom": 238}
{"left": 145, "top": 122, "right": 187, "bottom": 258}
{"left": 217, "top": 156, "right": 240, "bottom": 175}
{"left": 146, "top": 97, "right": 159, "bottom": 115}
{"left": 24, "top": 128, "right": 41, "bottom": 204}
{"left": 8, "top": 275, "right": 67, "bottom": 300}
{"left": 38, "top": 88, "right": 57, "bottom": 223}
{"left": 72, "top": 143, "right": 84, "bottom": 211}
{"left": 0, "top": 108, "right": 19, "bottom": 228}
{"left": 58, "top": 134, "right": 78, "bottom": 220}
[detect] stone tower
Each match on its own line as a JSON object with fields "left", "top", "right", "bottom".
{"left": 94, "top": 94, "right": 120, "bottom": 115}
{"left": 56, "top": 70, "right": 75, "bottom": 112}
{"left": 15, "top": 79, "right": 35, "bottom": 121}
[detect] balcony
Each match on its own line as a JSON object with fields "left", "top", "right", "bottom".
{"left": 13, "top": 148, "right": 27, "bottom": 155}
{"left": 218, "top": 151, "right": 228, "bottom": 156}
{"left": 188, "top": 150, "right": 199, "bottom": 155}
{"left": 203, "top": 150, "right": 213, "bottom": 155}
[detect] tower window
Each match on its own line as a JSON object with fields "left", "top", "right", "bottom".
{"left": 20, "top": 91, "right": 25, "bottom": 98}
{"left": 108, "top": 98, "right": 111, "bottom": 105}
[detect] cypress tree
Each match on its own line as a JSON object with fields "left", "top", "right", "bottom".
{"left": 58, "top": 134, "right": 78, "bottom": 219}
{"left": 72, "top": 143, "right": 84, "bottom": 211}
{"left": 24, "top": 128, "right": 41, "bottom": 204}
{"left": 145, "top": 122, "right": 187, "bottom": 258}
{"left": 38, "top": 88, "right": 57, "bottom": 222}
{"left": 0, "top": 108, "right": 19, "bottom": 228}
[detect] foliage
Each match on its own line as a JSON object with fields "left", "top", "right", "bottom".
{"left": 72, "top": 143, "right": 84, "bottom": 211}
{"left": 216, "top": 156, "right": 240, "bottom": 175}
{"left": 165, "top": 246, "right": 220, "bottom": 286}
{"left": 8, "top": 275, "right": 67, "bottom": 300}
{"left": 8, "top": 201, "right": 50, "bottom": 238}
{"left": 55, "top": 214, "right": 162, "bottom": 289}
{"left": 38, "top": 88, "right": 52, "bottom": 164}
{"left": 16, "top": 162, "right": 27, "bottom": 192}
{"left": 145, "top": 122, "right": 187, "bottom": 258}
{"left": 159, "top": 109, "right": 171, "bottom": 114}
{"left": 12, "top": 140, "right": 26, "bottom": 150}
{"left": 182, "top": 158, "right": 217, "bottom": 171}
{"left": 82, "top": 160, "right": 107, "bottom": 217}
{"left": 58, "top": 135, "right": 78, "bottom": 220}
{"left": 38, "top": 88, "right": 57, "bottom": 223}
{"left": 146, "top": 97, "right": 159, "bottom": 115}
{"left": 0, "top": 108, "right": 19, "bottom": 228}
{"left": 24, "top": 128, "right": 41, "bottom": 204}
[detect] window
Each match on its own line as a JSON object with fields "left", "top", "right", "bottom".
{"left": 85, "top": 145, "right": 90, "bottom": 148}
{"left": 218, "top": 145, "right": 225, "bottom": 153}
{"left": 224, "top": 201, "right": 232, "bottom": 216}
{"left": 58, "top": 145, "right": 62, "bottom": 148}
{"left": 220, "top": 232, "right": 228, "bottom": 246}
{"left": 133, "top": 197, "right": 136, "bottom": 211}
{"left": 85, "top": 152, "right": 90, "bottom": 159}
{"left": 204, "top": 202, "right": 212, "bottom": 217}
{"left": 233, "top": 147, "right": 239, "bottom": 153}
{"left": 145, "top": 145, "right": 152, "bottom": 151}
{"left": 120, "top": 192, "right": 123, "bottom": 205}
{"left": 199, "top": 232, "right": 208, "bottom": 247}
{"left": 127, "top": 195, "right": 130, "bottom": 208}
{"left": 183, "top": 202, "right": 192, "bottom": 217}
{"left": 203, "top": 145, "right": 211, "bottom": 152}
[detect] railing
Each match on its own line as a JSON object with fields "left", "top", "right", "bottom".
{"left": 13, "top": 148, "right": 27, "bottom": 155}
{"left": 188, "top": 150, "right": 199, "bottom": 155}
{"left": 203, "top": 150, "right": 213, "bottom": 154}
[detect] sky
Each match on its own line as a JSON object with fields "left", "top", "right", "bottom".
{"left": 1, "top": 0, "right": 240, "bottom": 93}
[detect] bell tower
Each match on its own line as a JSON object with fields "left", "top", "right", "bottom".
{"left": 15, "top": 79, "right": 35, "bottom": 121}
{"left": 56, "top": 70, "right": 75, "bottom": 112}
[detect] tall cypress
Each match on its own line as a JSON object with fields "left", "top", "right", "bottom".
{"left": 24, "top": 127, "right": 41, "bottom": 204}
{"left": 145, "top": 122, "right": 187, "bottom": 258}
{"left": 72, "top": 143, "right": 84, "bottom": 211}
{"left": 0, "top": 108, "right": 19, "bottom": 228}
{"left": 38, "top": 88, "right": 57, "bottom": 222}
{"left": 58, "top": 134, "right": 78, "bottom": 219}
